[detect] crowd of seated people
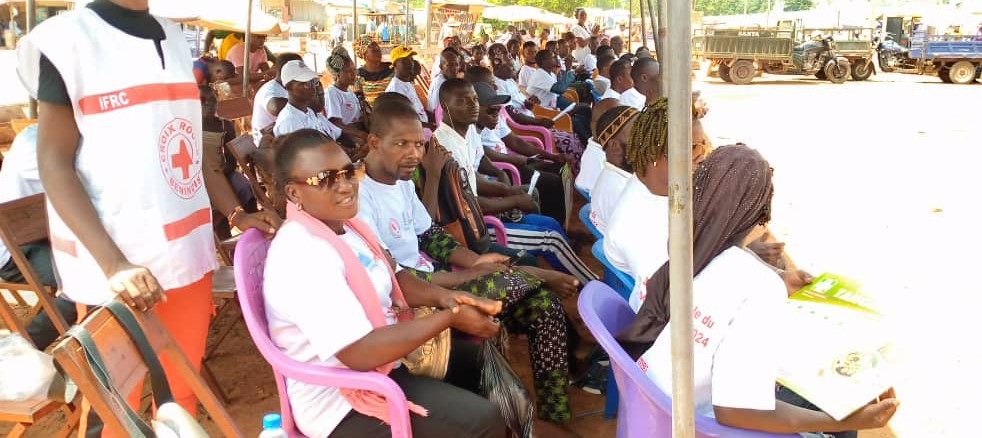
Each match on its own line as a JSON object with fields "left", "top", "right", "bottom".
{"left": 188, "top": 32, "right": 900, "bottom": 437}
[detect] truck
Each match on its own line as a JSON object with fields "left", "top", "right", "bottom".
{"left": 701, "top": 22, "right": 851, "bottom": 85}
{"left": 877, "top": 29, "right": 982, "bottom": 84}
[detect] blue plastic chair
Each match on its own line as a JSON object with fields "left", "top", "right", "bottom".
{"left": 576, "top": 185, "right": 591, "bottom": 202}
{"left": 591, "top": 239, "right": 634, "bottom": 298}
{"left": 579, "top": 203, "right": 602, "bottom": 239}
{"left": 578, "top": 281, "right": 800, "bottom": 438}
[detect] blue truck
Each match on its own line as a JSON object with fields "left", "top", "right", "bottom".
{"left": 877, "top": 29, "right": 982, "bottom": 84}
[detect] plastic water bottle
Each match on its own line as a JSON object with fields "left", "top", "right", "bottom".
{"left": 258, "top": 413, "right": 288, "bottom": 438}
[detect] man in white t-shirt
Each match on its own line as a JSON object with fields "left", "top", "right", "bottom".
{"left": 383, "top": 45, "right": 430, "bottom": 126}
{"left": 601, "top": 58, "right": 634, "bottom": 101}
{"left": 273, "top": 60, "right": 342, "bottom": 139}
{"left": 620, "top": 57, "right": 660, "bottom": 110}
{"left": 588, "top": 104, "right": 639, "bottom": 234}
{"left": 517, "top": 40, "right": 538, "bottom": 89}
{"left": 426, "top": 48, "right": 461, "bottom": 112}
{"left": 251, "top": 53, "right": 302, "bottom": 144}
{"left": 574, "top": 97, "right": 622, "bottom": 196}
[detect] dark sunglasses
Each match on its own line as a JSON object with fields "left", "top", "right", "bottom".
{"left": 290, "top": 162, "right": 365, "bottom": 190}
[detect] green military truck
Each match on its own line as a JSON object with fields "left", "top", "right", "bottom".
{"left": 701, "top": 22, "right": 851, "bottom": 85}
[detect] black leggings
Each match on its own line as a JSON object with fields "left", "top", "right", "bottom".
{"left": 330, "top": 364, "right": 505, "bottom": 437}
{"left": 518, "top": 159, "right": 567, "bottom": 226}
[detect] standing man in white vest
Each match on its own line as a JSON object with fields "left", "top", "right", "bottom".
{"left": 17, "top": 0, "right": 281, "bottom": 420}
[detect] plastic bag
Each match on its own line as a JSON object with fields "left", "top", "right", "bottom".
{"left": 480, "top": 338, "right": 534, "bottom": 438}
{"left": 0, "top": 333, "right": 56, "bottom": 402}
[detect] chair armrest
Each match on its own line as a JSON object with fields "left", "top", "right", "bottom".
{"left": 491, "top": 161, "right": 521, "bottom": 186}
{"left": 503, "top": 108, "right": 556, "bottom": 153}
{"left": 517, "top": 135, "right": 545, "bottom": 151}
{"left": 483, "top": 215, "right": 509, "bottom": 246}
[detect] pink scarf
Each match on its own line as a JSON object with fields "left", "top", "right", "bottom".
{"left": 286, "top": 202, "right": 429, "bottom": 422}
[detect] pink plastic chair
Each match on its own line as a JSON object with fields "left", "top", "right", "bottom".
{"left": 492, "top": 161, "right": 522, "bottom": 186}
{"left": 233, "top": 229, "right": 413, "bottom": 438}
{"left": 502, "top": 108, "right": 556, "bottom": 153}
{"left": 578, "top": 281, "right": 799, "bottom": 438}
{"left": 483, "top": 215, "right": 509, "bottom": 246}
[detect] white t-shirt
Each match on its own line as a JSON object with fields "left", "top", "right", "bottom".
{"left": 326, "top": 85, "right": 362, "bottom": 125}
{"left": 573, "top": 45, "right": 591, "bottom": 64}
{"left": 0, "top": 125, "right": 44, "bottom": 270}
{"left": 604, "top": 175, "right": 668, "bottom": 311}
{"left": 638, "top": 247, "right": 785, "bottom": 418}
{"left": 357, "top": 178, "right": 435, "bottom": 272}
{"left": 427, "top": 72, "right": 447, "bottom": 112}
{"left": 518, "top": 64, "right": 536, "bottom": 89}
{"left": 479, "top": 117, "right": 513, "bottom": 155}
{"left": 264, "top": 221, "right": 400, "bottom": 438}
{"left": 619, "top": 87, "right": 646, "bottom": 110}
{"left": 574, "top": 138, "right": 605, "bottom": 195}
{"left": 433, "top": 123, "right": 483, "bottom": 195}
{"left": 601, "top": 87, "right": 621, "bottom": 101}
{"left": 251, "top": 79, "right": 289, "bottom": 143}
{"left": 495, "top": 77, "right": 534, "bottom": 117}
{"left": 581, "top": 53, "right": 598, "bottom": 72}
{"left": 589, "top": 162, "right": 631, "bottom": 235}
{"left": 273, "top": 103, "right": 342, "bottom": 139}
{"left": 593, "top": 75, "right": 611, "bottom": 95}
{"left": 526, "top": 68, "right": 558, "bottom": 109}
{"left": 384, "top": 77, "right": 427, "bottom": 123}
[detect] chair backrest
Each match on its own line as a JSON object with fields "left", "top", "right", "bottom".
{"left": 51, "top": 304, "right": 241, "bottom": 437}
{"left": 591, "top": 239, "right": 634, "bottom": 299}
{"left": 577, "top": 282, "right": 799, "bottom": 438}
{"left": 579, "top": 203, "right": 602, "bottom": 239}
{"left": 0, "top": 193, "right": 70, "bottom": 344}
{"left": 501, "top": 107, "right": 555, "bottom": 153}
{"left": 233, "top": 229, "right": 412, "bottom": 438}
{"left": 226, "top": 134, "right": 278, "bottom": 213}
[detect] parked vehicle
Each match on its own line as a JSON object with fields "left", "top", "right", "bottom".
{"left": 703, "top": 23, "right": 850, "bottom": 84}
{"left": 877, "top": 29, "right": 982, "bottom": 84}
{"left": 802, "top": 27, "right": 875, "bottom": 81}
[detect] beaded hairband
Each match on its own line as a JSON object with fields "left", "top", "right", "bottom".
{"left": 596, "top": 107, "right": 640, "bottom": 148}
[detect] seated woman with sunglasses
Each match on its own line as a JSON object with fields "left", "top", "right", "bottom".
{"left": 263, "top": 129, "right": 506, "bottom": 437}
{"left": 618, "top": 144, "right": 898, "bottom": 437}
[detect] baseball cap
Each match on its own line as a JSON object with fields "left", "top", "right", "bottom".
{"left": 390, "top": 45, "right": 417, "bottom": 63}
{"left": 281, "top": 60, "right": 319, "bottom": 84}
{"left": 473, "top": 82, "right": 510, "bottom": 106}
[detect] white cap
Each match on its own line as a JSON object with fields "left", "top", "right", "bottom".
{"left": 281, "top": 60, "right": 319, "bottom": 84}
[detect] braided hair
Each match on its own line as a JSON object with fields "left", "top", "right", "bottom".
{"left": 626, "top": 97, "right": 670, "bottom": 174}
{"left": 327, "top": 46, "right": 353, "bottom": 76}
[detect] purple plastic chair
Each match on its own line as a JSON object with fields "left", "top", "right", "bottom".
{"left": 577, "top": 281, "right": 799, "bottom": 438}
{"left": 233, "top": 229, "right": 413, "bottom": 438}
{"left": 502, "top": 108, "right": 556, "bottom": 153}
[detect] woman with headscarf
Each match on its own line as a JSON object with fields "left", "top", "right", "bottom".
{"left": 352, "top": 36, "right": 394, "bottom": 105}
{"left": 326, "top": 47, "right": 369, "bottom": 147}
{"left": 617, "top": 144, "right": 898, "bottom": 437}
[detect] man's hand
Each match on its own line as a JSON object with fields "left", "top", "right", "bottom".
{"left": 232, "top": 210, "right": 281, "bottom": 237}
{"left": 526, "top": 95, "right": 541, "bottom": 108}
{"left": 450, "top": 305, "right": 501, "bottom": 338}
{"left": 511, "top": 193, "right": 538, "bottom": 212}
{"left": 781, "top": 269, "right": 815, "bottom": 296}
{"left": 423, "top": 139, "right": 450, "bottom": 175}
{"left": 474, "top": 252, "right": 511, "bottom": 266}
{"left": 108, "top": 263, "right": 165, "bottom": 312}
{"left": 536, "top": 117, "right": 555, "bottom": 128}
{"left": 843, "top": 389, "right": 899, "bottom": 430}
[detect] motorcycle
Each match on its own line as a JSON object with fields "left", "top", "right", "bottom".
{"left": 781, "top": 35, "right": 851, "bottom": 83}
{"left": 876, "top": 36, "right": 912, "bottom": 72}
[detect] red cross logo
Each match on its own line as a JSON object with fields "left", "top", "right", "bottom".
{"left": 171, "top": 139, "right": 193, "bottom": 179}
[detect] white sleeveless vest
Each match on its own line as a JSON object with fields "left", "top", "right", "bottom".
{"left": 17, "top": 10, "right": 217, "bottom": 305}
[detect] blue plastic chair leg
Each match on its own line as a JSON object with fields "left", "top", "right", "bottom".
{"left": 604, "top": 366, "right": 619, "bottom": 418}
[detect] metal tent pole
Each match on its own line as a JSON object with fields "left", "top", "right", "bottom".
{"left": 27, "top": 0, "right": 37, "bottom": 118}
{"left": 424, "top": 0, "right": 432, "bottom": 49}
{"left": 628, "top": 0, "right": 633, "bottom": 52}
{"left": 243, "top": 0, "right": 254, "bottom": 96}
{"left": 665, "top": 0, "right": 695, "bottom": 433}
{"left": 353, "top": 0, "right": 359, "bottom": 68}
{"left": 405, "top": 0, "right": 410, "bottom": 45}
{"left": 640, "top": 0, "right": 647, "bottom": 48}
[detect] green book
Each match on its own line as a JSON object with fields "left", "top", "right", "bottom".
{"left": 777, "top": 273, "right": 895, "bottom": 421}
